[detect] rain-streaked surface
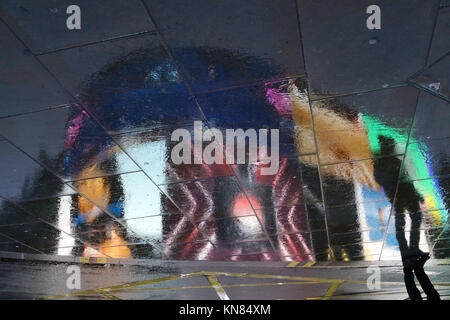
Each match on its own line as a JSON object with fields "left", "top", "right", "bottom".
{"left": 0, "top": 259, "right": 449, "bottom": 300}
{"left": 0, "top": 0, "right": 449, "bottom": 265}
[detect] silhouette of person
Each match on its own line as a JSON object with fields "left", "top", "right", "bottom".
{"left": 373, "top": 135, "right": 440, "bottom": 300}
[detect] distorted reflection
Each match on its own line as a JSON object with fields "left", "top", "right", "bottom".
{"left": 0, "top": 47, "right": 448, "bottom": 263}
{"left": 373, "top": 136, "right": 440, "bottom": 300}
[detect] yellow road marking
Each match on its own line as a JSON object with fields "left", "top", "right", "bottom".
{"left": 200, "top": 271, "right": 368, "bottom": 284}
{"left": 43, "top": 272, "right": 204, "bottom": 300}
{"left": 97, "top": 258, "right": 107, "bottom": 264}
{"left": 43, "top": 269, "right": 450, "bottom": 300}
{"left": 99, "top": 291, "right": 121, "bottom": 300}
{"left": 306, "top": 289, "right": 407, "bottom": 300}
{"left": 112, "top": 281, "right": 326, "bottom": 293}
{"left": 297, "top": 262, "right": 401, "bottom": 269}
{"left": 287, "top": 261, "right": 300, "bottom": 268}
{"left": 206, "top": 275, "right": 230, "bottom": 300}
{"left": 286, "top": 260, "right": 401, "bottom": 269}
{"left": 79, "top": 257, "right": 89, "bottom": 263}
{"left": 302, "top": 261, "right": 316, "bottom": 268}
{"left": 306, "top": 265, "right": 400, "bottom": 269}
{"left": 321, "top": 281, "right": 344, "bottom": 300}
{"left": 116, "top": 285, "right": 213, "bottom": 292}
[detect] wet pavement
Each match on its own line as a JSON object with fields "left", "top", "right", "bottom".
{"left": 0, "top": 257, "right": 449, "bottom": 300}
{"left": 0, "top": 0, "right": 449, "bottom": 299}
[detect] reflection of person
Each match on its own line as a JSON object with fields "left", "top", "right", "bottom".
{"left": 79, "top": 48, "right": 318, "bottom": 261}
{"left": 373, "top": 135, "right": 440, "bottom": 300}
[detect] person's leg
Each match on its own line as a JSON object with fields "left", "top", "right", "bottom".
{"left": 408, "top": 203, "right": 422, "bottom": 254}
{"left": 403, "top": 266, "right": 422, "bottom": 300}
{"left": 394, "top": 212, "right": 408, "bottom": 258}
{"left": 413, "top": 265, "right": 440, "bottom": 300}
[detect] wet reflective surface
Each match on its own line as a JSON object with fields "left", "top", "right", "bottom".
{"left": 0, "top": 0, "right": 449, "bottom": 264}
{"left": 1, "top": 259, "right": 449, "bottom": 300}
{"left": 298, "top": 0, "right": 439, "bottom": 97}
{"left": 411, "top": 55, "right": 450, "bottom": 101}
